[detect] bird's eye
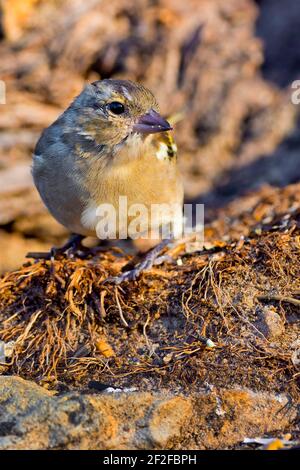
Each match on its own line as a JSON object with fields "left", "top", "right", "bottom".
{"left": 108, "top": 101, "right": 125, "bottom": 115}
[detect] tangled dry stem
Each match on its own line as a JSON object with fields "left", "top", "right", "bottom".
{"left": 0, "top": 203, "right": 300, "bottom": 395}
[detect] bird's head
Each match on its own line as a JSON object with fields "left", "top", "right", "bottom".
{"left": 68, "top": 79, "right": 172, "bottom": 158}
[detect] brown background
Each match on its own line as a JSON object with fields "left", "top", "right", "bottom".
{"left": 0, "top": 0, "right": 300, "bottom": 273}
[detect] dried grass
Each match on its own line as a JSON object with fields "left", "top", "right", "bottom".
{"left": 0, "top": 203, "right": 300, "bottom": 396}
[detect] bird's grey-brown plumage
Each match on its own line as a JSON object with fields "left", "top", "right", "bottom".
{"left": 32, "top": 79, "right": 183, "bottom": 254}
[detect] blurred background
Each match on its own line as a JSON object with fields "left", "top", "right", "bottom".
{"left": 0, "top": 0, "right": 299, "bottom": 273}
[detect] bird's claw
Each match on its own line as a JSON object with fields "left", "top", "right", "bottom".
{"left": 104, "top": 267, "right": 142, "bottom": 285}
{"left": 26, "top": 234, "right": 85, "bottom": 261}
{"left": 103, "top": 251, "right": 168, "bottom": 285}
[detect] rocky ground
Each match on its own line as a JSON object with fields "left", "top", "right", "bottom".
{"left": 0, "top": 0, "right": 300, "bottom": 450}
{"left": 0, "top": 182, "right": 300, "bottom": 449}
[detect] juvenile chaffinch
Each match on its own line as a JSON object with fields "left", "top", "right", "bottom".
{"left": 32, "top": 79, "right": 183, "bottom": 282}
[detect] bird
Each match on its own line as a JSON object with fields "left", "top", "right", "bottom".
{"left": 32, "top": 79, "right": 184, "bottom": 283}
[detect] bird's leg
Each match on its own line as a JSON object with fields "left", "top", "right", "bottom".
{"left": 26, "top": 233, "right": 85, "bottom": 260}
{"left": 104, "top": 238, "right": 172, "bottom": 284}
{"left": 51, "top": 233, "right": 85, "bottom": 258}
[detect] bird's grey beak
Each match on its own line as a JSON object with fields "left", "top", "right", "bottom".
{"left": 133, "top": 109, "right": 172, "bottom": 134}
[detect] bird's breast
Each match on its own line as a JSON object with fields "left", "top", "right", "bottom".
{"left": 81, "top": 152, "right": 183, "bottom": 239}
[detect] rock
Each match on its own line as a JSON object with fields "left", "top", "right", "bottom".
{"left": 0, "top": 376, "right": 116, "bottom": 450}
{"left": 193, "top": 388, "right": 295, "bottom": 449}
{"left": 148, "top": 397, "right": 192, "bottom": 448}
{"left": 0, "top": 376, "right": 296, "bottom": 450}
{"left": 290, "top": 340, "right": 300, "bottom": 367}
{"left": 255, "top": 306, "right": 285, "bottom": 339}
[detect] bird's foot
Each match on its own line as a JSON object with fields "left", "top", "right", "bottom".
{"left": 104, "top": 239, "right": 171, "bottom": 285}
{"left": 26, "top": 234, "right": 85, "bottom": 260}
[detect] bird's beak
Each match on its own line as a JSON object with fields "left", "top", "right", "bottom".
{"left": 133, "top": 109, "right": 172, "bottom": 134}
